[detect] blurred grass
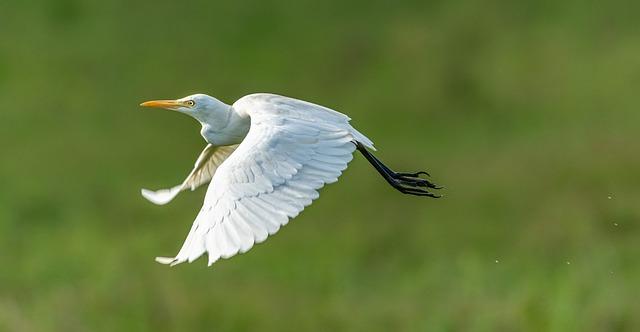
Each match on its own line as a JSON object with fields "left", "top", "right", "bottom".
{"left": 1, "top": 0, "right": 639, "bottom": 331}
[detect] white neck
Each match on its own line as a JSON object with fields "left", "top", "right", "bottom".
{"left": 197, "top": 105, "right": 250, "bottom": 146}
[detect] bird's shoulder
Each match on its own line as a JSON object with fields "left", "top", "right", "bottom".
{"left": 232, "top": 93, "right": 285, "bottom": 110}
{"left": 232, "top": 93, "right": 351, "bottom": 122}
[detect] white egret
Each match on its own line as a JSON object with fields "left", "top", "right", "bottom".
{"left": 140, "top": 93, "right": 441, "bottom": 266}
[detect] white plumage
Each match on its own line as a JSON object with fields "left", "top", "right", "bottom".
{"left": 142, "top": 144, "right": 238, "bottom": 205}
{"left": 142, "top": 94, "right": 373, "bottom": 266}
{"left": 141, "top": 93, "right": 439, "bottom": 267}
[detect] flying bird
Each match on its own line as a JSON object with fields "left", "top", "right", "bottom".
{"left": 141, "top": 93, "right": 441, "bottom": 266}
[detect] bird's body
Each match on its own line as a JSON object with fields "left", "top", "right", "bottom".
{"left": 141, "top": 93, "right": 440, "bottom": 266}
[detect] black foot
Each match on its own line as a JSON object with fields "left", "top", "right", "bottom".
{"left": 392, "top": 171, "right": 443, "bottom": 190}
{"left": 397, "top": 171, "right": 430, "bottom": 178}
{"left": 355, "top": 142, "right": 443, "bottom": 198}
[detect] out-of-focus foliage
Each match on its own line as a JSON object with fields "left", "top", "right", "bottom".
{"left": 1, "top": 0, "right": 638, "bottom": 331}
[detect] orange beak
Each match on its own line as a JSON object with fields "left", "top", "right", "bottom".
{"left": 139, "top": 99, "right": 185, "bottom": 110}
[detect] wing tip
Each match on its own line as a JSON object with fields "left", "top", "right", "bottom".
{"left": 155, "top": 256, "right": 185, "bottom": 267}
{"left": 141, "top": 188, "right": 175, "bottom": 205}
{"left": 155, "top": 256, "right": 175, "bottom": 264}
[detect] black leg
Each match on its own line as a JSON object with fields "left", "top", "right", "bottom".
{"left": 363, "top": 148, "right": 442, "bottom": 189}
{"left": 354, "top": 141, "right": 443, "bottom": 198}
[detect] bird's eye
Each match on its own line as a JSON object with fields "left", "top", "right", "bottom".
{"left": 186, "top": 100, "right": 195, "bottom": 107}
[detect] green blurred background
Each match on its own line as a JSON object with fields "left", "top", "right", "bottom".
{"left": 1, "top": 0, "right": 639, "bottom": 331}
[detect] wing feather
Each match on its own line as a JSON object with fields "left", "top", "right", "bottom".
{"left": 157, "top": 94, "right": 374, "bottom": 266}
{"left": 141, "top": 144, "right": 239, "bottom": 205}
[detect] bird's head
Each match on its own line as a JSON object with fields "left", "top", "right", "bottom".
{"left": 140, "top": 93, "right": 230, "bottom": 124}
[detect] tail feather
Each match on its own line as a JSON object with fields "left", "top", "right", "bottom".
{"left": 349, "top": 127, "right": 375, "bottom": 151}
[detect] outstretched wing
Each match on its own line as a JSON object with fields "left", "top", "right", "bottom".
{"left": 156, "top": 93, "right": 375, "bottom": 266}
{"left": 141, "top": 144, "right": 239, "bottom": 205}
